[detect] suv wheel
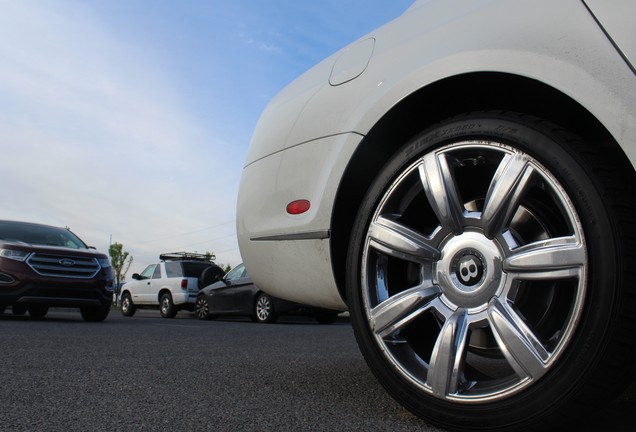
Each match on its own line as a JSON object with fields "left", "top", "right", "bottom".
{"left": 160, "top": 293, "right": 177, "bottom": 319}
{"left": 12, "top": 305, "right": 27, "bottom": 316}
{"left": 254, "top": 293, "right": 277, "bottom": 323}
{"left": 346, "top": 112, "right": 636, "bottom": 430}
{"left": 28, "top": 305, "right": 49, "bottom": 319}
{"left": 80, "top": 304, "right": 110, "bottom": 322}
{"left": 120, "top": 293, "right": 136, "bottom": 317}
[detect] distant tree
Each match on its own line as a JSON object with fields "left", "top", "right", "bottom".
{"left": 204, "top": 251, "right": 216, "bottom": 262}
{"left": 218, "top": 263, "right": 232, "bottom": 273}
{"left": 109, "top": 242, "right": 133, "bottom": 290}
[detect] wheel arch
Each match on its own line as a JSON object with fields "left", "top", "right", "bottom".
{"left": 157, "top": 288, "right": 173, "bottom": 303}
{"left": 253, "top": 290, "right": 266, "bottom": 306}
{"left": 330, "top": 71, "right": 634, "bottom": 303}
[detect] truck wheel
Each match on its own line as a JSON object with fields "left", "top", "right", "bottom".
{"left": 160, "top": 293, "right": 177, "bottom": 319}
{"left": 120, "top": 293, "right": 136, "bottom": 317}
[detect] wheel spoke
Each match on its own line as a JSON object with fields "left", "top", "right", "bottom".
{"left": 369, "top": 216, "right": 440, "bottom": 262}
{"left": 426, "top": 308, "right": 469, "bottom": 397}
{"left": 419, "top": 153, "right": 464, "bottom": 234}
{"left": 482, "top": 152, "right": 534, "bottom": 238}
{"left": 370, "top": 284, "right": 442, "bottom": 338}
{"left": 488, "top": 298, "right": 549, "bottom": 380}
{"left": 503, "top": 235, "right": 585, "bottom": 280}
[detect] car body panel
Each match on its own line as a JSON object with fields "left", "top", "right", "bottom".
{"left": 199, "top": 263, "right": 336, "bottom": 318}
{"left": 238, "top": 133, "right": 361, "bottom": 309}
{"left": 584, "top": 0, "right": 636, "bottom": 73}
{"left": 206, "top": 275, "right": 255, "bottom": 314}
{"left": 237, "top": 0, "right": 636, "bottom": 310}
{"left": 245, "top": 0, "right": 636, "bottom": 170}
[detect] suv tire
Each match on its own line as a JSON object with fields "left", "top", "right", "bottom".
{"left": 28, "top": 305, "right": 49, "bottom": 320}
{"left": 12, "top": 305, "right": 27, "bottom": 316}
{"left": 80, "top": 304, "right": 111, "bottom": 322}
{"left": 120, "top": 293, "right": 136, "bottom": 317}
{"left": 160, "top": 293, "right": 178, "bottom": 318}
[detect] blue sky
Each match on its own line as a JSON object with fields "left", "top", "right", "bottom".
{"left": 0, "top": 0, "right": 413, "bottom": 275}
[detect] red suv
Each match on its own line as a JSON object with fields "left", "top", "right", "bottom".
{"left": 0, "top": 220, "right": 114, "bottom": 321}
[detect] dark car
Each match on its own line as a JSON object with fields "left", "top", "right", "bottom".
{"left": 0, "top": 220, "right": 114, "bottom": 321}
{"left": 194, "top": 263, "right": 339, "bottom": 324}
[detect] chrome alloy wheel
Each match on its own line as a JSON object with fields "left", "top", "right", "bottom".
{"left": 195, "top": 296, "right": 210, "bottom": 320}
{"left": 256, "top": 294, "right": 272, "bottom": 321}
{"left": 360, "top": 141, "right": 587, "bottom": 403}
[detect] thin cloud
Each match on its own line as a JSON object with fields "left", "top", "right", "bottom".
{"left": 0, "top": 0, "right": 413, "bottom": 275}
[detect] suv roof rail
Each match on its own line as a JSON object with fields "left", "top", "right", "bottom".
{"left": 159, "top": 252, "right": 216, "bottom": 262}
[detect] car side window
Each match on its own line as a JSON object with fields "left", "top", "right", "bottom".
{"left": 152, "top": 264, "right": 162, "bottom": 279}
{"left": 225, "top": 264, "right": 245, "bottom": 281}
{"left": 140, "top": 264, "right": 156, "bottom": 280}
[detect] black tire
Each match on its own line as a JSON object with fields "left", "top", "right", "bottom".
{"left": 346, "top": 112, "right": 636, "bottom": 431}
{"left": 12, "top": 305, "right": 27, "bottom": 316}
{"left": 160, "top": 293, "right": 177, "bottom": 319}
{"left": 80, "top": 304, "right": 110, "bottom": 322}
{"left": 28, "top": 305, "right": 49, "bottom": 320}
{"left": 198, "top": 265, "right": 225, "bottom": 289}
{"left": 194, "top": 295, "right": 214, "bottom": 320}
{"left": 0, "top": 304, "right": 6, "bottom": 314}
{"left": 254, "top": 293, "right": 277, "bottom": 323}
{"left": 315, "top": 313, "right": 339, "bottom": 325}
{"left": 120, "top": 293, "right": 136, "bottom": 317}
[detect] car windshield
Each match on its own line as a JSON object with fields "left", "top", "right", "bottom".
{"left": 0, "top": 221, "right": 88, "bottom": 249}
{"left": 225, "top": 264, "right": 246, "bottom": 281}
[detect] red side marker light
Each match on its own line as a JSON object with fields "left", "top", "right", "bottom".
{"left": 286, "top": 199, "right": 310, "bottom": 215}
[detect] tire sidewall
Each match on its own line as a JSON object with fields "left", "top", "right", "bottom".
{"left": 121, "top": 293, "right": 136, "bottom": 317}
{"left": 160, "top": 293, "right": 176, "bottom": 318}
{"left": 346, "top": 113, "right": 623, "bottom": 430}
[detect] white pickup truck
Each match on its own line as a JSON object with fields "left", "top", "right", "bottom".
{"left": 119, "top": 253, "right": 224, "bottom": 318}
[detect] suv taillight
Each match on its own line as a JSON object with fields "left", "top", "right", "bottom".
{"left": 181, "top": 279, "right": 188, "bottom": 290}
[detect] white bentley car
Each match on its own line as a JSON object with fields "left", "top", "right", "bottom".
{"left": 237, "top": 1, "right": 636, "bottom": 430}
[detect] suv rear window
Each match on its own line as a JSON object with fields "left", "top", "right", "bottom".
{"left": 164, "top": 261, "right": 213, "bottom": 278}
{"left": 164, "top": 261, "right": 183, "bottom": 277}
{"left": 181, "top": 262, "right": 214, "bottom": 278}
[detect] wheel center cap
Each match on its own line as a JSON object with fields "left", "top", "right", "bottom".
{"left": 436, "top": 232, "right": 504, "bottom": 311}
{"left": 452, "top": 251, "right": 485, "bottom": 288}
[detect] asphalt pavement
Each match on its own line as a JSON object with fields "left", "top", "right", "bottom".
{"left": 0, "top": 309, "right": 633, "bottom": 432}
